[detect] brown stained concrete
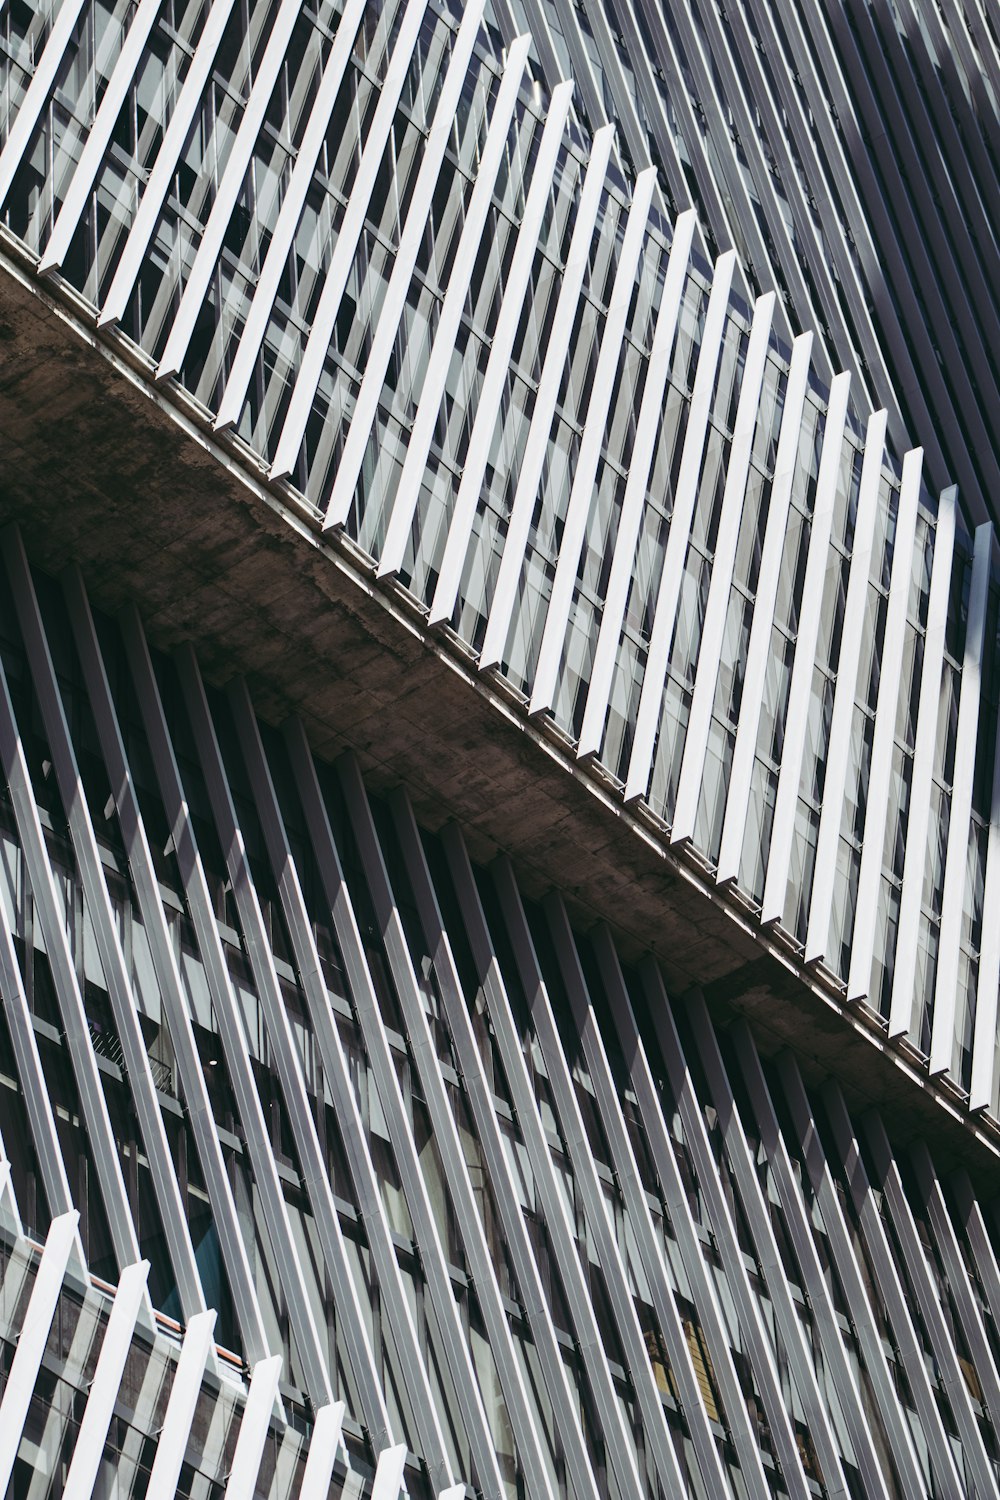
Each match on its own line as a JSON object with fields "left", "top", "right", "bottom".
{"left": 1, "top": 244, "right": 999, "bottom": 1194}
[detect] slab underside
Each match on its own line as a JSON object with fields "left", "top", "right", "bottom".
{"left": 0, "top": 245, "right": 995, "bottom": 1192}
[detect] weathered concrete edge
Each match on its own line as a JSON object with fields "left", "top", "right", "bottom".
{"left": 0, "top": 236, "right": 996, "bottom": 1190}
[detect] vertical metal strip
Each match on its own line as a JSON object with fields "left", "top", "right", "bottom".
{"left": 321, "top": 0, "right": 490, "bottom": 529}
{"left": 590, "top": 927, "right": 772, "bottom": 1500}
{"left": 62, "top": 1260, "right": 151, "bottom": 1500}
{"left": 846, "top": 447, "right": 923, "bottom": 1003}
{"left": 231, "top": 695, "right": 450, "bottom": 1478}
{"left": 930, "top": 521, "right": 993, "bottom": 1075}
{"left": 0, "top": 852, "right": 78, "bottom": 1237}
{"left": 489, "top": 858, "right": 673, "bottom": 1499}
{"left": 860, "top": 1110, "right": 997, "bottom": 1495}
{"left": 375, "top": 35, "right": 533, "bottom": 573}
{"left": 428, "top": 77, "right": 576, "bottom": 628}
{"left": 970, "top": 602, "right": 1000, "bottom": 1109}
{"left": 5, "top": 532, "right": 206, "bottom": 1324}
{"left": 444, "top": 850, "right": 645, "bottom": 1496}
{"left": 335, "top": 754, "right": 511, "bottom": 1500}
{"left": 821, "top": 1083, "right": 964, "bottom": 1492}
{"left": 528, "top": 167, "right": 657, "bottom": 715}
{"left": 726, "top": 1020, "right": 892, "bottom": 1500}
{"left": 120, "top": 614, "right": 334, "bottom": 1409}
{"left": 155, "top": 0, "right": 310, "bottom": 380}
{"left": 889, "top": 489, "right": 957, "bottom": 1039}
{"left": 0, "top": 618, "right": 142, "bottom": 1287}
{"left": 174, "top": 666, "right": 395, "bottom": 1440}
{"left": 0, "top": 0, "right": 89, "bottom": 210}
{"left": 545, "top": 900, "right": 732, "bottom": 1498}
{"left": 0, "top": 1211, "right": 80, "bottom": 1493}
{"left": 438, "top": 824, "right": 605, "bottom": 1500}
{"left": 804, "top": 408, "right": 889, "bottom": 964}
{"left": 280, "top": 724, "right": 455, "bottom": 1489}
{"left": 576, "top": 208, "right": 698, "bottom": 761}
{"left": 950, "top": 1168, "right": 1000, "bottom": 1350}
{"left": 759, "top": 369, "right": 852, "bottom": 925}
{"left": 37, "top": 0, "right": 164, "bottom": 273}
{"left": 64, "top": 571, "right": 266, "bottom": 1368}
{"left": 223, "top": 1356, "right": 285, "bottom": 1500}
{"left": 297, "top": 1403, "right": 346, "bottom": 1500}
{"left": 716, "top": 331, "right": 814, "bottom": 885}
{"left": 685, "top": 996, "right": 852, "bottom": 1499}
{"left": 97, "top": 0, "right": 241, "bottom": 327}
{"left": 478, "top": 125, "right": 617, "bottom": 673}
{"left": 775, "top": 1053, "right": 927, "bottom": 1494}
{"left": 145, "top": 1311, "right": 219, "bottom": 1500}
{"left": 390, "top": 791, "right": 592, "bottom": 1500}
{"left": 637, "top": 961, "right": 812, "bottom": 1500}
{"left": 909, "top": 1142, "right": 1000, "bottom": 1425}
{"left": 212, "top": 0, "right": 373, "bottom": 431}
{"left": 623, "top": 249, "right": 738, "bottom": 806}
{"left": 670, "top": 290, "right": 778, "bottom": 845}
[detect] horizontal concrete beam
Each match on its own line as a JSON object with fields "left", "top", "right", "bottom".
{"left": 0, "top": 242, "right": 996, "bottom": 1194}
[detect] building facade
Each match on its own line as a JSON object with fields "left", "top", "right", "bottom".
{"left": 0, "top": 0, "right": 998, "bottom": 1495}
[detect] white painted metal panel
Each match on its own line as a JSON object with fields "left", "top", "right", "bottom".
{"left": 528, "top": 166, "right": 657, "bottom": 714}
{"left": 760, "top": 369, "right": 851, "bottom": 926}
{"left": 478, "top": 124, "right": 617, "bottom": 673}
{"left": 670, "top": 289, "right": 777, "bottom": 845}
{"left": 930, "top": 521, "right": 993, "bottom": 1076}
{"left": 62, "top": 1260, "right": 151, "bottom": 1500}
{"left": 889, "top": 489, "right": 957, "bottom": 1039}
{"left": 428, "top": 78, "right": 576, "bottom": 628}
{"left": 716, "top": 331, "right": 814, "bottom": 884}
{"left": 375, "top": 35, "right": 533, "bottom": 574}
{"left": 846, "top": 446, "right": 923, "bottom": 1003}
{"left": 146, "top": 1311, "right": 218, "bottom": 1500}
{"left": 576, "top": 208, "right": 698, "bottom": 761}
{"left": 623, "top": 249, "right": 737, "bottom": 805}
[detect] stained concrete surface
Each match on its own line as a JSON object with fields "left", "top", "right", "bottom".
{"left": 0, "top": 244, "right": 997, "bottom": 1191}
